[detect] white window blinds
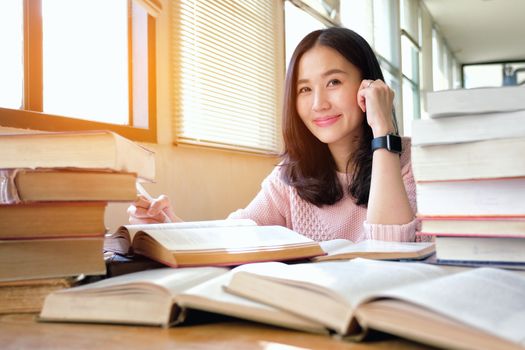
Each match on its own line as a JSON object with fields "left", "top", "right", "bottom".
{"left": 173, "top": 0, "right": 284, "bottom": 154}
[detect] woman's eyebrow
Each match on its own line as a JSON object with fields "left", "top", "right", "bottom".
{"left": 297, "top": 68, "right": 348, "bottom": 85}
{"left": 322, "top": 68, "right": 347, "bottom": 77}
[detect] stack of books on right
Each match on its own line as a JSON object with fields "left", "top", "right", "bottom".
{"left": 412, "top": 84, "right": 525, "bottom": 266}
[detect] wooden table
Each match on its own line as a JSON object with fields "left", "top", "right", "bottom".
{"left": 0, "top": 313, "right": 435, "bottom": 350}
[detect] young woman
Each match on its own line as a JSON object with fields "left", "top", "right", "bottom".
{"left": 129, "top": 27, "right": 420, "bottom": 242}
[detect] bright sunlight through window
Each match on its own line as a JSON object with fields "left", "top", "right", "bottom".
{"left": 42, "top": 0, "right": 128, "bottom": 124}
{"left": 0, "top": 1, "right": 23, "bottom": 109}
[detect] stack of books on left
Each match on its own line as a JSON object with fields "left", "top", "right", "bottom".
{"left": 411, "top": 85, "right": 525, "bottom": 266}
{"left": 0, "top": 130, "right": 155, "bottom": 313}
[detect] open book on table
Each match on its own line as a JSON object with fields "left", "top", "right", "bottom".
{"left": 104, "top": 219, "right": 435, "bottom": 267}
{"left": 225, "top": 258, "right": 525, "bottom": 350}
{"left": 315, "top": 239, "right": 435, "bottom": 262}
{"left": 103, "top": 219, "right": 325, "bottom": 267}
{"left": 38, "top": 266, "right": 326, "bottom": 333}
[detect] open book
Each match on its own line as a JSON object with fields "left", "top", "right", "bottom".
{"left": 39, "top": 266, "right": 325, "bottom": 333}
{"left": 314, "top": 240, "right": 435, "bottom": 262}
{"left": 103, "top": 219, "right": 325, "bottom": 267}
{"left": 225, "top": 259, "right": 525, "bottom": 350}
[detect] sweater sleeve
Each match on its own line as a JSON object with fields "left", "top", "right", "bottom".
{"left": 363, "top": 137, "right": 427, "bottom": 242}
{"left": 227, "top": 167, "right": 290, "bottom": 227}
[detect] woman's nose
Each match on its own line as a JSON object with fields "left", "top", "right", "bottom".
{"left": 312, "top": 90, "right": 330, "bottom": 111}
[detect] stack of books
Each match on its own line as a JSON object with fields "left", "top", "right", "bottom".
{"left": 0, "top": 130, "right": 155, "bottom": 313}
{"left": 411, "top": 85, "right": 525, "bottom": 265}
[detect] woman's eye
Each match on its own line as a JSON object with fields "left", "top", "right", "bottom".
{"left": 298, "top": 86, "right": 310, "bottom": 94}
{"left": 327, "top": 79, "right": 341, "bottom": 87}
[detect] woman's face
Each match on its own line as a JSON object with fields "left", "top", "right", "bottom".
{"left": 295, "top": 44, "right": 365, "bottom": 152}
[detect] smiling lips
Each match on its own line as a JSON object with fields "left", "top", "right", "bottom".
{"left": 313, "top": 114, "right": 342, "bottom": 127}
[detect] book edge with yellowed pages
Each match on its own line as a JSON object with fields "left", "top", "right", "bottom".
{"left": 313, "top": 239, "right": 435, "bottom": 262}
{"left": 129, "top": 225, "right": 325, "bottom": 267}
{"left": 0, "top": 237, "right": 106, "bottom": 282}
{"left": 224, "top": 259, "right": 525, "bottom": 349}
{"left": 104, "top": 221, "right": 325, "bottom": 267}
{"left": 39, "top": 266, "right": 328, "bottom": 333}
{"left": 0, "top": 201, "right": 107, "bottom": 239}
{"left": 0, "top": 168, "right": 137, "bottom": 203}
{"left": 0, "top": 277, "right": 75, "bottom": 314}
{"left": 0, "top": 130, "right": 155, "bottom": 182}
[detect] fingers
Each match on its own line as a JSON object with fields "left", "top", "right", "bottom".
{"left": 358, "top": 79, "right": 394, "bottom": 107}
{"left": 127, "top": 194, "right": 177, "bottom": 224}
{"left": 153, "top": 195, "right": 182, "bottom": 223}
{"left": 358, "top": 79, "right": 396, "bottom": 135}
{"left": 146, "top": 195, "right": 171, "bottom": 216}
{"left": 360, "top": 79, "right": 392, "bottom": 94}
{"left": 360, "top": 79, "right": 376, "bottom": 90}
{"left": 357, "top": 79, "right": 381, "bottom": 112}
{"left": 133, "top": 195, "right": 152, "bottom": 209}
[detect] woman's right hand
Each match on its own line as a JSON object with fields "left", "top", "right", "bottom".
{"left": 127, "top": 194, "right": 181, "bottom": 224}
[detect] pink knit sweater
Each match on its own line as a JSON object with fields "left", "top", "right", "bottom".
{"left": 229, "top": 138, "right": 422, "bottom": 242}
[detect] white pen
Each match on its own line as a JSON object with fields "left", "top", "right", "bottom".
{"left": 135, "top": 182, "right": 172, "bottom": 223}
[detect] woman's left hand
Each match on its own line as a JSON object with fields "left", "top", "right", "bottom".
{"left": 357, "top": 79, "right": 396, "bottom": 137}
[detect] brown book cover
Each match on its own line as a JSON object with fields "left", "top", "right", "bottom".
{"left": 0, "top": 130, "right": 155, "bottom": 181}
{"left": 0, "top": 237, "right": 106, "bottom": 282}
{"left": 0, "top": 202, "right": 107, "bottom": 239}
{"left": 0, "top": 169, "right": 137, "bottom": 204}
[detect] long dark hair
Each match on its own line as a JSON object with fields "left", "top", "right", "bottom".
{"left": 280, "top": 27, "right": 397, "bottom": 207}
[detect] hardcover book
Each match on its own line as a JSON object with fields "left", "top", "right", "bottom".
{"left": 0, "top": 202, "right": 107, "bottom": 239}
{"left": 225, "top": 258, "right": 525, "bottom": 350}
{"left": 411, "top": 109, "right": 525, "bottom": 146}
{"left": 0, "top": 169, "right": 137, "bottom": 204}
{"left": 416, "top": 177, "right": 525, "bottom": 217}
{"left": 0, "top": 237, "right": 106, "bottom": 282}
{"left": 104, "top": 219, "right": 325, "bottom": 267}
{"left": 411, "top": 138, "right": 525, "bottom": 182}
{"left": 426, "top": 85, "right": 525, "bottom": 118}
{"left": 0, "top": 130, "right": 155, "bottom": 181}
{"left": 39, "top": 267, "right": 326, "bottom": 333}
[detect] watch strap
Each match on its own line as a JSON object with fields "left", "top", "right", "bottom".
{"left": 371, "top": 133, "right": 402, "bottom": 154}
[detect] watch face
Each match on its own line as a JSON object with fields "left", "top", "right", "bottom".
{"left": 387, "top": 134, "right": 402, "bottom": 153}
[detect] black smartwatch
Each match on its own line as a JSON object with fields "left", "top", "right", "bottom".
{"left": 371, "top": 133, "right": 402, "bottom": 154}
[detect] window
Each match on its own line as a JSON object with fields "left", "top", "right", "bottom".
{"left": 400, "top": 0, "right": 421, "bottom": 135}
{"left": 0, "top": 1, "right": 23, "bottom": 110}
{"left": 344, "top": 0, "right": 404, "bottom": 134}
{"left": 373, "top": 0, "right": 400, "bottom": 69}
{"left": 173, "top": 0, "right": 284, "bottom": 154}
{"left": 463, "top": 61, "right": 525, "bottom": 88}
{"left": 431, "top": 27, "right": 458, "bottom": 91}
{"left": 340, "top": 0, "right": 373, "bottom": 44}
{"left": 0, "top": 0, "right": 159, "bottom": 142}
{"left": 285, "top": 1, "right": 326, "bottom": 67}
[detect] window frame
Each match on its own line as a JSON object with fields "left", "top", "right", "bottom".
{"left": 0, "top": 0, "right": 157, "bottom": 143}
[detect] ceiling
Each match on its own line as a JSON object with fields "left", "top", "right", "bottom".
{"left": 421, "top": 0, "right": 525, "bottom": 64}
